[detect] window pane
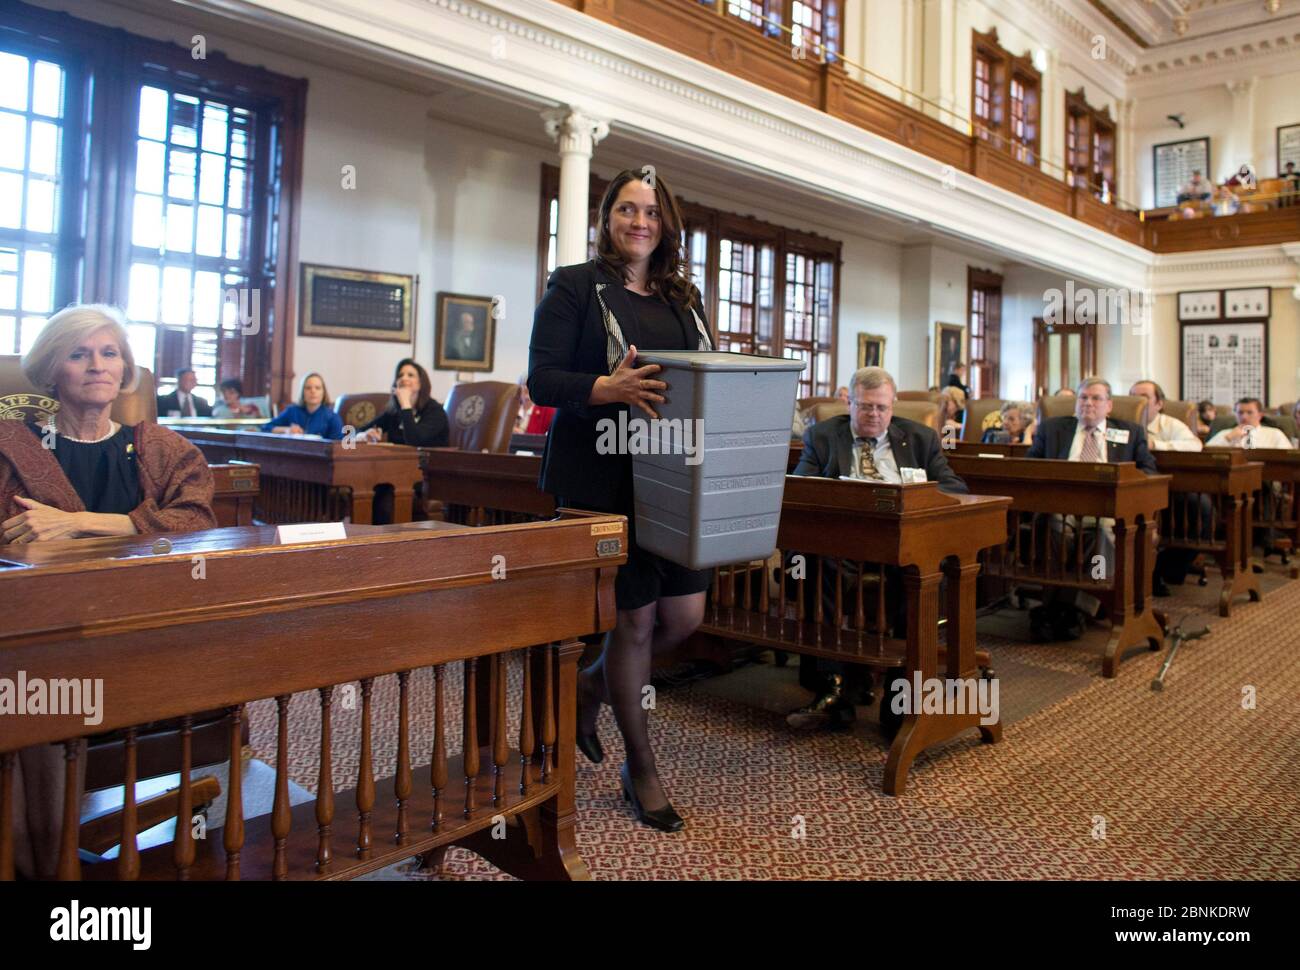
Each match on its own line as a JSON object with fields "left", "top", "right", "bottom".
{"left": 0, "top": 53, "right": 29, "bottom": 111}
{"left": 0, "top": 316, "right": 14, "bottom": 354}
{"left": 170, "top": 93, "right": 199, "bottom": 148}
{"left": 127, "top": 263, "right": 160, "bottom": 321}
{"left": 161, "top": 265, "right": 191, "bottom": 325}
{"left": 229, "top": 112, "right": 250, "bottom": 159}
{"left": 165, "top": 202, "right": 193, "bottom": 253}
{"left": 135, "top": 139, "right": 165, "bottom": 193}
{"left": 138, "top": 86, "right": 168, "bottom": 140}
{"left": 21, "top": 250, "right": 53, "bottom": 312}
{"left": 25, "top": 178, "right": 55, "bottom": 233}
{"left": 225, "top": 212, "right": 244, "bottom": 259}
{"left": 201, "top": 103, "right": 228, "bottom": 153}
{"left": 167, "top": 149, "right": 196, "bottom": 200}
{"left": 28, "top": 120, "right": 59, "bottom": 177}
{"left": 127, "top": 323, "right": 157, "bottom": 371}
{"left": 193, "top": 271, "right": 222, "bottom": 327}
{"left": 199, "top": 152, "right": 226, "bottom": 204}
{"left": 226, "top": 160, "right": 247, "bottom": 209}
{"left": 196, "top": 205, "right": 223, "bottom": 256}
{"left": 19, "top": 315, "right": 46, "bottom": 355}
{"left": 31, "top": 61, "right": 63, "bottom": 118}
{"left": 0, "top": 112, "right": 25, "bottom": 169}
{"left": 0, "top": 249, "right": 16, "bottom": 310}
{"left": 132, "top": 194, "right": 163, "bottom": 249}
{"left": 0, "top": 171, "right": 22, "bottom": 228}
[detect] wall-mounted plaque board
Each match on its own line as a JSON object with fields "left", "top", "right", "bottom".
{"left": 1278, "top": 123, "right": 1300, "bottom": 173}
{"left": 299, "top": 263, "right": 415, "bottom": 343}
{"left": 1178, "top": 290, "right": 1220, "bottom": 321}
{"left": 1223, "top": 288, "right": 1270, "bottom": 319}
{"left": 1181, "top": 321, "right": 1267, "bottom": 405}
{"left": 1153, "top": 137, "right": 1211, "bottom": 207}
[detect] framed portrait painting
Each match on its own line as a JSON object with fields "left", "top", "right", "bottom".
{"left": 857, "top": 333, "right": 886, "bottom": 370}
{"left": 932, "top": 322, "right": 966, "bottom": 388}
{"left": 434, "top": 292, "right": 496, "bottom": 372}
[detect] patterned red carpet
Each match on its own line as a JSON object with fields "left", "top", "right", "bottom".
{"left": 248, "top": 566, "right": 1300, "bottom": 881}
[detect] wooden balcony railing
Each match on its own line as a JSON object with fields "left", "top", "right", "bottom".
{"left": 555, "top": 0, "right": 1297, "bottom": 253}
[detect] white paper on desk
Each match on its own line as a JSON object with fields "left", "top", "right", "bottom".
{"left": 977, "top": 452, "right": 1006, "bottom": 459}
{"left": 900, "top": 467, "right": 928, "bottom": 483}
{"left": 275, "top": 522, "right": 347, "bottom": 544}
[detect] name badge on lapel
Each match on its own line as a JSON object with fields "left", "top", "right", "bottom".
{"left": 1104, "top": 427, "right": 1130, "bottom": 445}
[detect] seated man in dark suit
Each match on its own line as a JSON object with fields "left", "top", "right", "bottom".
{"left": 156, "top": 367, "right": 213, "bottom": 417}
{"left": 787, "top": 365, "right": 967, "bottom": 730}
{"left": 1026, "top": 376, "right": 1159, "bottom": 636}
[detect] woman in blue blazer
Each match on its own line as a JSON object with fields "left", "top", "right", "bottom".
{"left": 261, "top": 372, "right": 344, "bottom": 440}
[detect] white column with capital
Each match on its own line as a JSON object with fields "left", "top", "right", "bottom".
{"left": 1117, "top": 97, "right": 1138, "bottom": 208}
{"left": 542, "top": 107, "right": 609, "bottom": 267}
{"left": 1224, "top": 78, "right": 1257, "bottom": 180}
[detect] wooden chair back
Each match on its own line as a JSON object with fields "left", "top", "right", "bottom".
{"left": 897, "top": 390, "right": 942, "bottom": 403}
{"left": 335, "top": 392, "right": 390, "bottom": 431}
{"left": 446, "top": 380, "right": 521, "bottom": 453}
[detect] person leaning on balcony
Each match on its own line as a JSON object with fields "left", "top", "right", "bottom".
{"left": 0, "top": 303, "right": 216, "bottom": 879}
{"left": 527, "top": 167, "right": 716, "bottom": 834}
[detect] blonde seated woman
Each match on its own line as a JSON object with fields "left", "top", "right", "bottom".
{"left": 0, "top": 303, "right": 216, "bottom": 879}
{"left": 938, "top": 385, "right": 965, "bottom": 438}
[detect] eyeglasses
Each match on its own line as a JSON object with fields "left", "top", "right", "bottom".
{"left": 850, "top": 402, "right": 891, "bottom": 414}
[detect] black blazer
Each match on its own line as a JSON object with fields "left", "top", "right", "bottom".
{"left": 156, "top": 390, "right": 212, "bottom": 417}
{"left": 792, "top": 414, "right": 968, "bottom": 494}
{"left": 358, "top": 399, "right": 449, "bottom": 447}
{"left": 528, "top": 260, "right": 709, "bottom": 507}
{"left": 1026, "top": 416, "right": 1157, "bottom": 473}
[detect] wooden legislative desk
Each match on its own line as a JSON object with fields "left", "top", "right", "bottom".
{"left": 701, "top": 478, "right": 1012, "bottom": 795}
{"left": 178, "top": 428, "right": 421, "bottom": 525}
{"left": 421, "top": 448, "right": 554, "bottom": 524}
{"left": 0, "top": 513, "right": 626, "bottom": 881}
{"left": 1210, "top": 447, "right": 1300, "bottom": 578}
{"left": 945, "top": 456, "right": 1170, "bottom": 677}
{"left": 1154, "top": 450, "right": 1262, "bottom": 616}
{"left": 208, "top": 462, "right": 259, "bottom": 528}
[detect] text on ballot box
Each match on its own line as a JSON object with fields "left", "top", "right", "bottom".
{"left": 631, "top": 350, "right": 805, "bottom": 569}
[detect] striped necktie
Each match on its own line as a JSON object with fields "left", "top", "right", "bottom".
{"left": 1080, "top": 425, "right": 1103, "bottom": 462}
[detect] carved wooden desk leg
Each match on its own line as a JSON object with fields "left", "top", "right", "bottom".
{"left": 883, "top": 568, "right": 941, "bottom": 796}
{"left": 1103, "top": 516, "right": 1165, "bottom": 677}
{"left": 350, "top": 489, "right": 375, "bottom": 525}
{"left": 946, "top": 557, "right": 1000, "bottom": 746}
{"left": 532, "top": 640, "right": 591, "bottom": 880}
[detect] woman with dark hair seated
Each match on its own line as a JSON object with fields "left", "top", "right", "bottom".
{"left": 261, "top": 372, "right": 344, "bottom": 439}
{"left": 213, "top": 378, "right": 262, "bottom": 418}
{"left": 359, "top": 358, "right": 449, "bottom": 447}
{"left": 0, "top": 303, "right": 216, "bottom": 879}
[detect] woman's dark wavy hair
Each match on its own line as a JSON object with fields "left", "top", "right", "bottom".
{"left": 388, "top": 358, "right": 431, "bottom": 412}
{"left": 595, "top": 168, "right": 697, "bottom": 310}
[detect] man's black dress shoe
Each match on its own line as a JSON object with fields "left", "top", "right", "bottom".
{"left": 786, "top": 674, "right": 856, "bottom": 730}
{"left": 620, "top": 762, "right": 684, "bottom": 832}
{"left": 1152, "top": 576, "right": 1171, "bottom": 597}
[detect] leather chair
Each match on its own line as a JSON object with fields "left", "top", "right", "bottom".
{"left": 891, "top": 400, "right": 941, "bottom": 431}
{"left": 335, "top": 392, "right": 390, "bottom": 431}
{"left": 896, "top": 390, "right": 942, "bottom": 403}
{"left": 802, "top": 401, "right": 849, "bottom": 427}
{"left": 963, "top": 397, "right": 1005, "bottom": 442}
{"left": 1038, "top": 393, "right": 1145, "bottom": 425}
{"left": 1038, "top": 393, "right": 1076, "bottom": 421}
{"left": 1164, "top": 399, "right": 1199, "bottom": 432}
{"left": 445, "top": 380, "right": 521, "bottom": 453}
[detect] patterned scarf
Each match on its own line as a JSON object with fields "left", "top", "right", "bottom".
{"left": 595, "top": 283, "right": 713, "bottom": 375}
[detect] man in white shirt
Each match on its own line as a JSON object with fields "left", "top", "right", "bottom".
{"left": 1205, "top": 398, "right": 1294, "bottom": 450}
{"left": 1130, "top": 380, "right": 1202, "bottom": 452}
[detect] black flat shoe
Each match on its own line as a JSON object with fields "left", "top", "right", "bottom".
{"left": 577, "top": 731, "right": 604, "bottom": 764}
{"left": 620, "top": 762, "right": 684, "bottom": 833}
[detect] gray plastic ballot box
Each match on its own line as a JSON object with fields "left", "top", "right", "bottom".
{"left": 628, "top": 351, "right": 806, "bottom": 570}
